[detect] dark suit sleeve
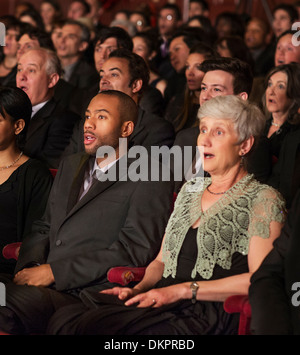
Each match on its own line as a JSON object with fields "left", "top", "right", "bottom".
{"left": 249, "top": 191, "right": 300, "bottom": 334}
{"left": 14, "top": 159, "right": 66, "bottom": 273}
{"left": 49, "top": 178, "right": 174, "bottom": 291}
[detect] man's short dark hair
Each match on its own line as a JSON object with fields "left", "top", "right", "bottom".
{"left": 97, "top": 90, "right": 138, "bottom": 126}
{"left": 200, "top": 57, "right": 253, "bottom": 95}
{"left": 273, "top": 4, "right": 298, "bottom": 23}
{"left": 170, "top": 27, "right": 207, "bottom": 48}
{"left": 94, "top": 26, "right": 133, "bottom": 51}
{"left": 108, "top": 48, "right": 150, "bottom": 97}
{"left": 17, "top": 24, "right": 55, "bottom": 51}
{"left": 190, "top": 0, "right": 209, "bottom": 11}
{"left": 159, "top": 3, "right": 181, "bottom": 21}
{"left": 63, "top": 19, "right": 90, "bottom": 43}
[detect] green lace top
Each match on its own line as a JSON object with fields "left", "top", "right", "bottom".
{"left": 162, "top": 174, "right": 286, "bottom": 280}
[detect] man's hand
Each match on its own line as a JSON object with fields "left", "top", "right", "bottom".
{"left": 14, "top": 264, "right": 55, "bottom": 287}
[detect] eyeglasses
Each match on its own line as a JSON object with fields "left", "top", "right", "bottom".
{"left": 158, "top": 14, "right": 173, "bottom": 21}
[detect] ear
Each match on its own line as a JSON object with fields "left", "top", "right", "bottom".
{"left": 131, "top": 79, "right": 143, "bottom": 94}
{"left": 14, "top": 119, "right": 25, "bottom": 135}
{"left": 78, "top": 41, "right": 89, "bottom": 53}
{"left": 239, "top": 135, "right": 254, "bottom": 156}
{"left": 238, "top": 92, "right": 248, "bottom": 101}
{"left": 121, "top": 121, "right": 134, "bottom": 138}
{"left": 48, "top": 73, "right": 60, "bottom": 88}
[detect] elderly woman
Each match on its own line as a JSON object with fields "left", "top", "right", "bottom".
{"left": 0, "top": 86, "right": 52, "bottom": 274}
{"left": 47, "top": 95, "right": 286, "bottom": 335}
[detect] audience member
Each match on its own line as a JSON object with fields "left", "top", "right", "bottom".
{"left": 14, "top": 2, "right": 36, "bottom": 19}
{"left": 93, "top": 26, "right": 133, "bottom": 73}
{"left": 260, "top": 63, "right": 300, "bottom": 159}
{"left": 15, "top": 24, "right": 82, "bottom": 115}
{"left": 132, "top": 31, "right": 167, "bottom": 97}
{"left": 109, "top": 18, "right": 137, "bottom": 37}
{"left": 129, "top": 11, "right": 151, "bottom": 33}
{"left": 46, "top": 95, "right": 286, "bottom": 335}
{"left": 0, "top": 90, "right": 174, "bottom": 335}
{"left": 19, "top": 8, "right": 45, "bottom": 31}
{"left": 244, "top": 17, "right": 274, "bottom": 77}
{"left": 0, "top": 86, "right": 53, "bottom": 275}
{"left": 85, "top": 0, "right": 103, "bottom": 29}
{"left": 17, "top": 24, "right": 55, "bottom": 60}
{"left": 164, "top": 28, "right": 205, "bottom": 103}
{"left": 16, "top": 48, "right": 81, "bottom": 168}
{"left": 215, "top": 35, "right": 255, "bottom": 70}
{"left": 249, "top": 188, "right": 300, "bottom": 334}
{"left": 214, "top": 12, "right": 245, "bottom": 39}
{"left": 188, "top": 0, "right": 209, "bottom": 18}
{"left": 67, "top": 0, "right": 90, "bottom": 20}
{"left": 39, "top": 0, "right": 63, "bottom": 33}
{"left": 272, "top": 3, "right": 298, "bottom": 39}
{"left": 186, "top": 15, "right": 217, "bottom": 44}
{"left": 154, "top": 3, "right": 182, "bottom": 80}
{"left": 54, "top": 19, "right": 99, "bottom": 90}
{"left": 0, "top": 17, "right": 23, "bottom": 87}
{"left": 64, "top": 48, "right": 174, "bottom": 156}
{"left": 275, "top": 30, "right": 300, "bottom": 66}
{"left": 165, "top": 42, "right": 217, "bottom": 132}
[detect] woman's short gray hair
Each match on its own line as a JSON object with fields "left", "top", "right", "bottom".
{"left": 198, "top": 95, "right": 265, "bottom": 148}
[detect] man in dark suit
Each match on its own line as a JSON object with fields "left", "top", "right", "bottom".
{"left": 249, "top": 188, "right": 300, "bottom": 334}
{"left": 0, "top": 90, "right": 174, "bottom": 335}
{"left": 63, "top": 48, "right": 175, "bottom": 157}
{"left": 55, "top": 19, "right": 99, "bottom": 90}
{"left": 16, "top": 48, "right": 81, "bottom": 168}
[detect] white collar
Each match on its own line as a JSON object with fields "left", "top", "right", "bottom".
{"left": 31, "top": 100, "right": 49, "bottom": 118}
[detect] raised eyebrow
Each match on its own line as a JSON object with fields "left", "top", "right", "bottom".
{"left": 85, "top": 109, "right": 110, "bottom": 114}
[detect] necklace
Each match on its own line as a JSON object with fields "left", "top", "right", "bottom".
{"left": 271, "top": 120, "right": 281, "bottom": 127}
{"left": 0, "top": 151, "right": 23, "bottom": 171}
{"left": 206, "top": 184, "right": 228, "bottom": 195}
{"left": 1, "top": 60, "right": 16, "bottom": 71}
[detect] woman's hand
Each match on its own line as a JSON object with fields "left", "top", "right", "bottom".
{"left": 100, "top": 287, "right": 140, "bottom": 301}
{"left": 125, "top": 285, "right": 185, "bottom": 308}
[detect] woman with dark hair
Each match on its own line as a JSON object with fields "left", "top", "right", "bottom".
{"left": 214, "top": 12, "right": 245, "bottom": 39}
{"left": 19, "top": 8, "right": 45, "bottom": 31}
{"left": 165, "top": 42, "right": 218, "bottom": 132}
{"left": 262, "top": 63, "right": 300, "bottom": 159}
{"left": 40, "top": 0, "right": 63, "bottom": 33}
{"left": 0, "top": 86, "right": 53, "bottom": 274}
{"left": 215, "top": 35, "right": 255, "bottom": 71}
{"left": 0, "top": 17, "right": 23, "bottom": 87}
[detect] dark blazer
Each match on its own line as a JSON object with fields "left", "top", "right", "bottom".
{"left": 24, "top": 98, "right": 81, "bottom": 168}
{"left": 62, "top": 107, "right": 175, "bottom": 158}
{"left": 15, "top": 152, "right": 174, "bottom": 292}
{"left": 249, "top": 189, "right": 300, "bottom": 334}
{"left": 268, "top": 130, "right": 300, "bottom": 209}
{"left": 67, "top": 58, "right": 99, "bottom": 90}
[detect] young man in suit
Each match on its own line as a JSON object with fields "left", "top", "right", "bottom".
{"left": 54, "top": 19, "right": 99, "bottom": 90}
{"left": 0, "top": 90, "right": 174, "bottom": 334}
{"left": 16, "top": 47, "right": 81, "bottom": 168}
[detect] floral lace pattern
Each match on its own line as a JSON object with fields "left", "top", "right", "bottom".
{"left": 162, "top": 174, "right": 286, "bottom": 280}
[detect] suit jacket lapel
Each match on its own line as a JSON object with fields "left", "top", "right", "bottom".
{"left": 26, "top": 99, "right": 56, "bottom": 140}
{"left": 66, "top": 154, "right": 90, "bottom": 215}
{"left": 65, "top": 154, "right": 131, "bottom": 219}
